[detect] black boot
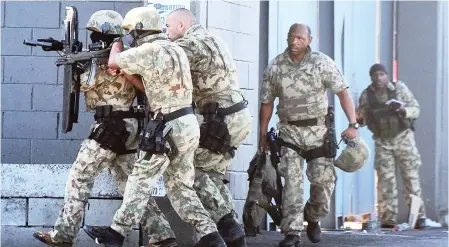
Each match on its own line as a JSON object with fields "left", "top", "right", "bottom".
{"left": 278, "top": 235, "right": 301, "bottom": 247}
{"left": 217, "top": 213, "right": 247, "bottom": 247}
{"left": 83, "top": 226, "right": 124, "bottom": 247}
{"left": 194, "top": 232, "right": 226, "bottom": 247}
{"left": 304, "top": 209, "right": 321, "bottom": 243}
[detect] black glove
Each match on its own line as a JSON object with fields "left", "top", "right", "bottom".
{"left": 37, "top": 37, "right": 64, "bottom": 51}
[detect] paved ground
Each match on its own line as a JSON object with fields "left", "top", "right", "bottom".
{"left": 2, "top": 226, "right": 447, "bottom": 247}
{"left": 246, "top": 228, "right": 448, "bottom": 247}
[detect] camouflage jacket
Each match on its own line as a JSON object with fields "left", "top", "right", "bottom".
{"left": 116, "top": 33, "right": 194, "bottom": 115}
{"left": 260, "top": 46, "right": 348, "bottom": 122}
{"left": 357, "top": 81, "right": 419, "bottom": 139}
{"left": 175, "top": 24, "right": 244, "bottom": 109}
{"left": 80, "top": 67, "right": 136, "bottom": 111}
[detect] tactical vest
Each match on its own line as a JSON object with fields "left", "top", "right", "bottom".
{"left": 366, "top": 87, "right": 413, "bottom": 138}
{"left": 278, "top": 93, "right": 328, "bottom": 122}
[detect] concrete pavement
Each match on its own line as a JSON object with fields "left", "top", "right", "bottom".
{"left": 246, "top": 228, "right": 448, "bottom": 247}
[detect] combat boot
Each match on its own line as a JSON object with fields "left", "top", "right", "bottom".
{"left": 278, "top": 234, "right": 301, "bottom": 247}
{"left": 147, "top": 238, "right": 178, "bottom": 247}
{"left": 83, "top": 226, "right": 124, "bottom": 247}
{"left": 304, "top": 209, "right": 321, "bottom": 243}
{"left": 194, "top": 232, "right": 226, "bottom": 247}
{"left": 217, "top": 213, "right": 247, "bottom": 247}
{"left": 33, "top": 231, "right": 73, "bottom": 247}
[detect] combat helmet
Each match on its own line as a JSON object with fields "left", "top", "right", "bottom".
{"left": 86, "top": 10, "right": 125, "bottom": 35}
{"left": 122, "top": 6, "right": 162, "bottom": 32}
{"left": 334, "top": 136, "right": 370, "bottom": 173}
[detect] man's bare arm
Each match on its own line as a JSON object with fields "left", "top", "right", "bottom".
{"left": 336, "top": 89, "right": 357, "bottom": 123}
{"left": 108, "top": 41, "right": 123, "bottom": 70}
{"left": 123, "top": 73, "right": 145, "bottom": 92}
{"left": 260, "top": 103, "right": 274, "bottom": 134}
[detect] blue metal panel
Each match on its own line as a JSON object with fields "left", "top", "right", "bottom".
{"left": 333, "top": 0, "right": 377, "bottom": 220}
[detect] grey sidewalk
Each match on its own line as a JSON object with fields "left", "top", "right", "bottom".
{"left": 1, "top": 226, "right": 447, "bottom": 247}
{"left": 246, "top": 228, "right": 448, "bottom": 247}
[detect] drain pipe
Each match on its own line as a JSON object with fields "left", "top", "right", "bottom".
{"left": 392, "top": 0, "right": 398, "bottom": 83}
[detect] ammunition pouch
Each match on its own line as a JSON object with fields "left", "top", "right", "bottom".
{"left": 88, "top": 118, "right": 130, "bottom": 155}
{"left": 140, "top": 107, "right": 194, "bottom": 160}
{"left": 89, "top": 105, "right": 146, "bottom": 155}
{"left": 198, "top": 101, "right": 248, "bottom": 158}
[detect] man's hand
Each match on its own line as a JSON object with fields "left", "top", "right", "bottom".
{"left": 341, "top": 127, "right": 358, "bottom": 140}
{"left": 107, "top": 68, "right": 121, "bottom": 76}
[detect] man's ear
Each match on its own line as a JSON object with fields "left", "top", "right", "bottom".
{"left": 309, "top": 36, "right": 313, "bottom": 45}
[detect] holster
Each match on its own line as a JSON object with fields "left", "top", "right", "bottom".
{"left": 88, "top": 118, "right": 130, "bottom": 154}
{"left": 199, "top": 101, "right": 248, "bottom": 158}
{"left": 139, "top": 119, "right": 169, "bottom": 155}
{"left": 138, "top": 108, "right": 191, "bottom": 161}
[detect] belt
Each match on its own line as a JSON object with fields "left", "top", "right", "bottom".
{"left": 199, "top": 100, "right": 248, "bottom": 116}
{"left": 151, "top": 106, "right": 194, "bottom": 122}
{"left": 288, "top": 118, "right": 319, "bottom": 127}
{"left": 94, "top": 105, "right": 145, "bottom": 122}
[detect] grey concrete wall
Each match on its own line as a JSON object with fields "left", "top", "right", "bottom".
{"left": 396, "top": 0, "right": 447, "bottom": 222}
{"left": 1, "top": 1, "right": 143, "bottom": 165}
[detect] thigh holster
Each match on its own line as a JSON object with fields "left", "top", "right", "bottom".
{"left": 198, "top": 100, "right": 248, "bottom": 158}
{"left": 139, "top": 106, "right": 194, "bottom": 161}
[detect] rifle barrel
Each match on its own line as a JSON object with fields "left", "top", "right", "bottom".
{"left": 23, "top": 39, "right": 52, "bottom": 47}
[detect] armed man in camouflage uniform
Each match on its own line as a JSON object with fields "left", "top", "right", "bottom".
{"left": 164, "top": 8, "right": 251, "bottom": 247}
{"left": 259, "top": 23, "right": 359, "bottom": 247}
{"left": 165, "top": 8, "right": 252, "bottom": 247}
{"left": 83, "top": 7, "right": 227, "bottom": 247}
{"left": 356, "top": 63, "right": 434, "bottom": 229}
{"left": 32, "top": 10, "right": 174, "bottom": 247}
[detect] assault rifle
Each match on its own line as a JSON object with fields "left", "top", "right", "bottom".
{"left": 23, "top": 6, "right": 111, "bottom": 133}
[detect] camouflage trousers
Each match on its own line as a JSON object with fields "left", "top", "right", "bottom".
{"left": 193, "top": 108, "right": 252, "bottom": 222}
{"left": 50, "top": 119, "right": 175, "bottom": 243}
{"left": 111, "top": 115, "right": 218, "bottom": 238}
{"left": 277, "top": 123, "right": 336, "bottom": 235}
{"left": 375, "top": 129, "right": 426, "bottom": 225}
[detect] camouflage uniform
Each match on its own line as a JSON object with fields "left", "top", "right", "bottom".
{"left": 260, "top": 47, "right": 348, "bottom": 235}
{"left": 47, "top": 68, "right": 139, "bottom": 244}
{"left": 33, "top": 10, "right": 173, "bottom": 246}
{"left": 174, "top": 24, "right": 252, "bottom": 223}
{"left": 105, "top": 32, "right": 219, "bottom": 239}
{"left": 357, "top": 81, "right": 426, "bottom": 226}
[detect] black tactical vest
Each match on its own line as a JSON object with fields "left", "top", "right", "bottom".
{"left": 366, "top": 87, "right": 412, "bottom": 138}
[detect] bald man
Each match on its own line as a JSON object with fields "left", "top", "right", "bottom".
{"left": 259, "top": 23, "right": 359, "bottom": 246}
{"left": 166, "top": 8, "right": 252, "bottom": 247}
